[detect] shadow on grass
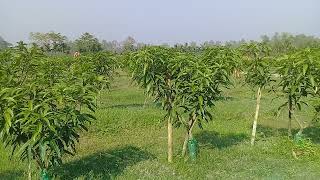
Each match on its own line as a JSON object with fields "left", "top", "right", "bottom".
{"left": 256, "top": 125, "right": 320, "bottom": 143}
{"left": 256, "top": 125, "right": 288, "bottom": 138}
{"left": 105, "top": 103, "right": 147, "bottom": 109}
{"left": 57, "top": 145, "right": 155, "bottom": 179}
{"left": 304, "top": 126, "right": 320, "bottom": 143}
{"left": 194, "top": 130, "right": 248, "bottom": 149}
{"left": 216, "top": 96, "right": 235, "bottom": 101}
{"left": 0, "top": 170, "right": 24, "bottom": 180}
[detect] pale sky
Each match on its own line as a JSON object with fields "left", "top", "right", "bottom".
{"left": 1, "top": 0, "right": 319, "bottom": 44}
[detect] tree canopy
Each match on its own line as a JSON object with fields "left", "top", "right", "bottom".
{"left": 75, "top": 32, "right": 102, "bottom": 53}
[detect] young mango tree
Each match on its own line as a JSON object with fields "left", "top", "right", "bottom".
{"left": 277, "top": 48, "right": 319, "bottom": 137}
{"left": 175, "top": 50, "right": 232, "bottom": 157}
{"left": 127, "top": 46, "right": 181, "bottom": 162}
{"left": 241, "top": 43, "right": 273, "bottom": 145}
{"left": 0, "top": 83, "right": 96, "bottom": 179}
{"left": 0, "top": 43, "right": 110, "bottom": 179}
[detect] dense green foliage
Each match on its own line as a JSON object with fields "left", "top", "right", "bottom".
{"left": 0, "top": 32, "right": 320, "bottom": 179}
{"left": 0, "top": 43, "right": 117, "bottom": 178}
{"left": 276, "top": 48, "right": 320, "bottom": 136}
{"left": 75, "top": 33, "right": 103, "bottom": 53}
{"left": 242, "top": 43, "right": 273, "bottom": 89}
{"left": 29, "top": 32, "right": 69, "bottom": 53}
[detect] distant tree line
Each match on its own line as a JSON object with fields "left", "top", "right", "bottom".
{"left": 28, "top": 32, "right": 143, "bottom": 54}
{"left": 1, "top": 32, "right": 319, "bottom": 55}
{"left": 193, "top": 32, "right": 320, "bottom": 55}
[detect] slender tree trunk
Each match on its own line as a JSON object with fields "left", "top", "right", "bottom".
{"left": 293, "top": 114, "right": 304, "bottom": 134}
{"left": 168, "top": 117, "right": 173, "bottom": 163}
{"left": 251, "top": 87, "right": 262, "bottom": 146}
{"left": 182, "top": 132, "right": 189, "bottom": 157}
{"left": 143, "top": 97, "right": 148, "bottom": 108}
{"left": 165, "top": 77, "right": 174, "bottom": 163}
{"left": 182, "top": 114, "right": 196, "bottom": 157}
{"left": 288, "top": 95, "right": 293, "bottom": 137}
{"left": 28, "top": 161, "right": 31, "bottom": 180}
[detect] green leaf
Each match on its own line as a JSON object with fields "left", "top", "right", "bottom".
{"left": 309, "top": 75, "right": 315, "bottom": 87}
{"left": 4, "top": 108, "right": 13, "bottom": 132}
{"left": 303, "top": 64, "right": 308, "bottom": 75}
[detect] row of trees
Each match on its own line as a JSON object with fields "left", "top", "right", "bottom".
{"left": 21, "top": 31, "right": 320, "bottom": 54}
{"left": 0, "top": 35, "right": 319, "bottom": 177}
{"left": 2, "top": 32, "right": 320, "bottom": 54}
{"left": 126, "top": 43, "right": 320, "bottom": 162}
{"left": 243, "top": 43, "right": 320, "bottom": 145}
{"left": 28, "top": 32, "right": 139, "bottom": 54}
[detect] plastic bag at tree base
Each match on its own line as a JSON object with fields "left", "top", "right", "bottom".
{"left": 188, "top": 137, "right": 198, "bottom": 161}
{"left": 294, "top": 132, "right": 304, "bottom": 145}
{"left": 40, "top": 169, "right": 50, "bottom": 180}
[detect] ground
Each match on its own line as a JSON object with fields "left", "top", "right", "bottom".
{"left": 1, "top": 73, "right": 320, "bottom": 179}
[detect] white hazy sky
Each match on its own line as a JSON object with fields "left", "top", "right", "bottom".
{"left": 1, "top": 0, "right": 319, "bottom": 44}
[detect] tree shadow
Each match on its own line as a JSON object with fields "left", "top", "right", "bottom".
{"left": 0, "top": 170, "right": 24, "bottom": 180}
{"left": 216, "top": 96, "right": 235, "bottom": 101}
{"left": 256, "top": 125, "right": 320, "bottom": 143}
{"left": 194, "top": 130, "right": 248, "bottom": 149}
{"left": 255, "top": 125, "right": 288, "bottom": 138}
{"left": 56, "top": 145, "right": 155, "bottom": 179}
{"left": 105, "top": 103, "right": 147, "bottom": 109}
{"left": 302, "top": 126, "right": 320, "bottom": 143}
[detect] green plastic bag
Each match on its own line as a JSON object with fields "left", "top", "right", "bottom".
{"left": 40, "top": 169, "right": 50, "bottom": 180}
{"left": 294, "top": 132, "right": 304, "bottom": 146}
{"left": 188, "top": 137, "right": 198, "bottom": 161}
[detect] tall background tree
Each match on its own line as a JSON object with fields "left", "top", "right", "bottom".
{"left": 75, "top": 32, "right": 102, "bottom": 53}
{"left": 0, "top": 36, "right": 11, "bottom": 50}
{"left": 122, "top": 36, "right": 136, "bottom": 52}
{"left": 29, "top": 32, "right": 69, "bottom": 53}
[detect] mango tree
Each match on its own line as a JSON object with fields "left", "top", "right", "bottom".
{"left": 0, "top": 84, "right": 96, "bottom": 179}
{"left": 277, "top": 48, "right": 319, "bottom": 137}
{"left": 175, "top": 50, "right": 233, "bottom": 157}
{"left": 0, "top": 43, "right": 109, "bottom": 179}
{"left": 177, "top": 48, "right": 237, "bottom": 157}
{"left": 241, "top": 43, "right": 273, "bottom": 145}
{"left": 128, "top": 46, "right": 180, "bottom": 162}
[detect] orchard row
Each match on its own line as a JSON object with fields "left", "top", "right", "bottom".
{"left": 0, "top": 42, "right": 320, "bottom": 178}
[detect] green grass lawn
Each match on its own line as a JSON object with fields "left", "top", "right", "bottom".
{"left": 1, "top": 73, "right": 320, "bottom": 179}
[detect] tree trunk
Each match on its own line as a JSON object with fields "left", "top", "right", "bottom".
{"left": 288, "top": 95, "right": 293, "bottom": 137}
{"left": 181, "top": 114, "right": 196, "bottom": 157}
{"left": 251, "top": 87, "right": 262, "bottom": 146}
{"left": 181, "top": 132, "right": 189, "bottom": 157}
{"left": 168, "top": 118, "right": 173, "bottom": 163}
{"left": 28, "top": 161, "right": 31, "bottom": 180}
{"left": 293, "top": 114, "right": 304, "bottom": 134}
{"left": 143, "top": 97, "right": 148, "bottom": 108}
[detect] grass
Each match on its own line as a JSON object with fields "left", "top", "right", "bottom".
{"left": 1, "top": 72, "right": 320, "bottom": 179}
